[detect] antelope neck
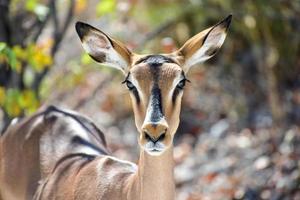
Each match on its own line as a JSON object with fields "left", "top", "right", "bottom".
{"left": 134, "top": 147, "right": 175, "bottom": 200}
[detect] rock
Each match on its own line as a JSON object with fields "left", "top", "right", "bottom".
{"left": 175, "top": 164, "right": 195, "bottom": 184}
{"left": 244, "top": 188, "right": 260, "bottom": 200}
{"left": 260, "top": 189, "right": 271, "bottom": 199}
{"left": 254, "top": 156, "right": 271, "bottom": 170}
{"left": 210, "top": 119, "right": 230, "bottom": 138}
{"left": 236, "top": 134, "right": 252, "bottom": 148}
{"left": 276, "top": 177, "right": 294, "bottom": 190}
{"left": 234, "top": 188, "right": 245, "bottom": 199}
{"left": 174, "top": 143, "right": 192, "bottom": 164}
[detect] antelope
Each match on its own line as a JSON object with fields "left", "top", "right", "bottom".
{"left": 0, "top": 15, "right": 231, "bottom": 200}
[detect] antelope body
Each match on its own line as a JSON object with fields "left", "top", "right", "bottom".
{"left": 0, "top": 15, "right": 231, "bottom": 200}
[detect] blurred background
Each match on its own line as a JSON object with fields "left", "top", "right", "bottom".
{"left": 0, "top": 0, "right": 300, "bottom": 199}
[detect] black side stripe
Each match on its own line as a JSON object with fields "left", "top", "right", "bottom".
{"left": 44, "top": 106, "right": 109, "bottom": 154}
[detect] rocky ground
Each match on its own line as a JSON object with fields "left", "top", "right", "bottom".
{"left": 48, "top": 69, "right": 300, "bottom": 200}
{"left": 104, "top": 120, "right": 300, "bottom": 200}
{"left": 174, "top": 126, "right": 300, "bottom": 200}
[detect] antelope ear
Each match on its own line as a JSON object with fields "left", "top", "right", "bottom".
{"left": 75, "top": 22, "right": 132, "bottom": 73}
{"left": 176, "top": 15, "right": 232, "bottom": 72}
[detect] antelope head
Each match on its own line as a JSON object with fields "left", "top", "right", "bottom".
{"left": 75, "top": 15, "right": 231, "bottom": 156}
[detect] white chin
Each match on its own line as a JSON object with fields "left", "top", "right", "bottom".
{"left": 145, "top": 148, "right": 164, "bottom": 156}
{"left": 143, "top": 141, "right": 166, "bottom": 156}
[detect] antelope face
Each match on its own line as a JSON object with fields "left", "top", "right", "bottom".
{"left": 124, "top": 55, "right": 185, "bottom": 155}
{"left": 75, "top": 15, "right": 231, "bottom": 155}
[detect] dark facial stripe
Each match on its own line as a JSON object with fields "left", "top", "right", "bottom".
{"left": 135, "top": 55, "right": 176, "bottom": 65}
{"left": 172, "top": 88, "right": 180, "bottom": 104}
{"left": 147, "top": 58, "right": 165, "bottom": 123}
{"left": 172, "top": 71, "right": 186, "bottom": 104}
{"left": 123, "top": 72, "right": 140, "bottom": 104}
{"left": 149, "top": 86, "right": 164, "bottom": 123}
{"left": 132, "top": 89, "right": 140, "bottom": 104}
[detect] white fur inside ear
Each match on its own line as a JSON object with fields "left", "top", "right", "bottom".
{"left": 184, "top": 31, "right": 227, "bottom": 70}
{"left": 82, "top": 32, "right": 128, "bottom": 72}
{"left": 184, "top": 44, "right": 213, "bottom": 68}
{"left": 82, "top": 33, "right": 110, "bottom": 54}
{"left": 104, "top": 47, "right": 128, "bottom": 72}
{"left": 205, "top": 29, "right": 227, "bottom": 50}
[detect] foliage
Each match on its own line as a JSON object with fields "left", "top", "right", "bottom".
{"left": 1, "top": 0, "right": 299, "bottom": 130}
{"left": 0, "top": 42, "right": 52, "bottom": 116}
{"left": 125, "top": 0, "right": 300, "bottom": 127}
{"left": 1, "top": 1, "right": 299, "bottom": 198}
{"left": 96, "top": 0, "right": 116, "bottom": 16}
{"left": 0, "top": 0, "right": 74, "bottom": 129}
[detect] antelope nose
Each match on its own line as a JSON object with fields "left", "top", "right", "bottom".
{"left": 142, "top": 122, "right": 168, "bottom": 143}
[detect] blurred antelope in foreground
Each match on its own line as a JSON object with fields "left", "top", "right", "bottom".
{"left": 0, "top": 15, "right": 231, "bottom": 200}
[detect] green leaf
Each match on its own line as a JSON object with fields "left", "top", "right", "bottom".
{"left": 4, "top": 89, "right": 22, "bottom": 117}
{"left": 0, "top": 44, "right": 21, "bottom": 72}
{"left": 18, "top": 90, "right": 36, "bottom": 109}
{"left": 0, "top": 87, "right": 5, "bottom": 106}
{"left": 23, "top": 68, "right": 35, "bottom": 88}
{"left": 96, "top": 0, "right": 116, "bottom": 16}
{"left": 7, "top": 49, "right": 18, "bottom": 71}
{"left": 34, "top": 4, "right": 49, "bottom": 20}
{"left": 12, "top": 45, "right": 26, "bottom": 60}
{"left": 0, "top": 42, "right": 7, "bottom": 52}
{"left": 26, "top": 0, "right": 38, "bottom": 11}
{"left": 81, "top": 53, "right": 93, "bottom": 65}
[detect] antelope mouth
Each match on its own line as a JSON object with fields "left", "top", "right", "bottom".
{"left": 144, "top": 142, "right": 165, "bottom": 155}
{"left": 147, "top": 148, "right": 164, "bottom": 156}
{"left": 149, "top": 148, "right": 162, "bottom": 153}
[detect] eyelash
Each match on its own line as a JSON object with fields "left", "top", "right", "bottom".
{"left": 176, "top": 78, "right": 190, "bottom": 90}
{"left": 122, "top": 78, "right": 190, "bottom": 91}
{"left": 122, "top": 80, "right": 136, "bottom": 91}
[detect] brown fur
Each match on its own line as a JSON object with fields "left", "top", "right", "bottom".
{"left": 0, "top": 15, "right": 231, "bottom": 200}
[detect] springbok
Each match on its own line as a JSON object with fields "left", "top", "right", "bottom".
{"left": 0, "top": 15, "right": 231, "bottom": 200}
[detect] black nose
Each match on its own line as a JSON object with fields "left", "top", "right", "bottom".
{"left": 144, "top": 131, "right": 166, "bottom": 143}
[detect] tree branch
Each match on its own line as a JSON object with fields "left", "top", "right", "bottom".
{"left": 32, "top": 0, "right": 54, "bottom": 42}
{"left": 32, "top": 0, "right": 75, "bottom": 96}
{"left": 51, "top": 0, "right": 74, "bottom": 55}
{"left": 73, "top": 75, "right": 112, "bottom": 110}
{"left": 0, "top": 0, "right": 11, "bottom": 44}
{"left": 135, "top": 4, "right": 198, "bottom": 51}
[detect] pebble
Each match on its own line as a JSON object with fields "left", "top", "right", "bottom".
{"left": 254, "top": 156, "right": 271, "bottom": 170}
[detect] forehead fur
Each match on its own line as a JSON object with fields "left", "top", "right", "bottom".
{"left": 127, "top": 55, "right": 184, "bottom": 103}
{"left": 130, "top": 60, "right": 182, "bottom": 83}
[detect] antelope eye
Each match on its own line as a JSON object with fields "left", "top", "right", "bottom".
{"left": 176, "top": 79, "right": 186, "bottom": 89}
{"left": 125, "top": 81, "right": 135, "bottom": 90}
